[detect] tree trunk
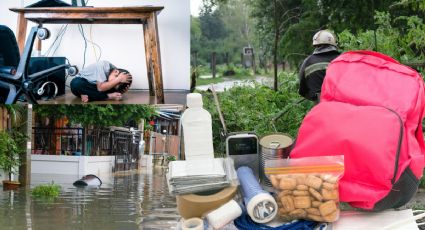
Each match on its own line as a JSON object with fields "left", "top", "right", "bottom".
{"left": 190, "top": 70, "right": 197, "bottom": 93}
{"left": 252, "top": 51, "right": 256, "bottom": 74}
{"left": 225, "top": 52, "right": 229, "bottom": 67}
{"left": 273, "top": 0, "right": 279, "bottom": 91}
{"left": 193, "top": 52, "right": 198, "bottom": 68}
{"left": 211, "top": 52, "right": 217, "bottom": 78}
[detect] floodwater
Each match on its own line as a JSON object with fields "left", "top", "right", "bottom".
{"left": 0, "top": 167, "right": 180, "bottom": 230}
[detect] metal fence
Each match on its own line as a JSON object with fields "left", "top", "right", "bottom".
{"left": 32, "top": 127, "right": 84, "bottom": 155}
{"left": 32, "top": 127, "right": 142, "bottom": 171}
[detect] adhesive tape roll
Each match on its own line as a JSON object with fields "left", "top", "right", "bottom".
{"left": 176, "top": 186, "right": 237, "bottom": 219}
{"left": 182, "top": 218, "right": 204, "bottom": 230}
{"left": 207, "top": 200, "right": 242, "bottom": 229}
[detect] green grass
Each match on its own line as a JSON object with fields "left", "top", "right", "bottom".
{"left": 32, "top": 183, "right": 61, "bottom": 198}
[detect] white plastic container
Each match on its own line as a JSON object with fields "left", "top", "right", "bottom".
{"left": 181, "top": 93, "right": 214, "bottom": 160}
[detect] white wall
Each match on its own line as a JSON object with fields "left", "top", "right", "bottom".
{"left": 31, "top": 155, "right": 115, "bottom": 176}
{"left": 0, "top": 0, "right": 190, "bottom": 90}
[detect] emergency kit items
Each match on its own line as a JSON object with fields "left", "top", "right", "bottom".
{"left": 167, "top": 157, "right": 238, "bottom": 195}
{"left": 237, "top": 166, "right": 278, "bottom": 224}
{"left": 259, "top": 134, "right": 293, "bottom": 189}
{"left": 206, "top": 199, "right": 242, "bottom": 229}
{"left": 180, "top": 93, "right": 214, "bottom": 160}
{"left": 265, "top": 155, "right": 344, "bottom": 223}
{"left": 168, "top": 93, "right": 240, "bottom": 223}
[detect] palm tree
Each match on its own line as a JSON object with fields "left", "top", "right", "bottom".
{"left": 1, "top": 105, "right": 26, "bottom": 130}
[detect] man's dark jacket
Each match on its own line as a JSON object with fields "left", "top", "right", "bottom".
{"left": 299, "top": 46, "right": 340, "bottom": 101}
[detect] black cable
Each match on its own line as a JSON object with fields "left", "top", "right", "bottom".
{"left": 78, "top": 24, "right": 88, "bottom": 69}
{"left": 45, "top": 24, "right": 68, "bottom": 56}
{"left": 51, "top": 25, "right": 69, "bottom": 56}
{"left": 45, "top": 25, "right": 64, "bottom": 55}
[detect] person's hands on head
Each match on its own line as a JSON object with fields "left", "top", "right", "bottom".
{"left": 118, "top": 72, "right": 132, "bottom": 83}
{"left": 108, "top": 68, "right": 132, "bottom": 94}
{"left": 109, "top": 69, "right": 132, "bottom": 83}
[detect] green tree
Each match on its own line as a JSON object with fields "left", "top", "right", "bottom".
{"left": 318, "top": 0, "right": 395, "bottom": 33}
{"left": 338, "top": 11, "right": 425, "bottom": 73}
{"left": 33, "top": 104, "right": 156, "bottom": 127}
{"left": 192, "top": 0, "right": 258, "bottom": 69}
{"left": 199, "top": 3, "right": 227, "bottom": 41}
{"left": 1, "top": 105, "right": 26, "bottom": 129}
{"left": 248, "top": 0, "right": 304, "bottom": 90}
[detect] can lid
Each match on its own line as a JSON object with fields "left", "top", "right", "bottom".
{"left": 186, "top": 93, "right": 203, "bottom": 108}
{"left": 260, "top": 134, "right": 293, "bottom": 148}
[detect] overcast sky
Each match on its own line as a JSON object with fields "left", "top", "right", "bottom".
{"left": 190, "top": 0, "right": 202, "bottom": 17}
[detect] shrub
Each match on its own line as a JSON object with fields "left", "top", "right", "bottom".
{"left": 0, "top": 130, "right": 27, "bottom": 181}
{"left": 166, "top": 155, "right": 176, "bottom": 162}
{"left": 32, "top": 183, "right": 61, "bottom": 198}
{"left": 201, "top": 71, "right": 313, "bottom": 154}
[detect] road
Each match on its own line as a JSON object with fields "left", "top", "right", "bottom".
{"left": 195, "top": 76, "right": 271, "bottom": 92}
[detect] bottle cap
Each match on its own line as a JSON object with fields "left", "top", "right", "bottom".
{"left": 186, "top": 93, "right": 203, "bottom": 108}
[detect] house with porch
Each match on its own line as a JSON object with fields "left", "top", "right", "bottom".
{"left": 31, "top": 115, "right": 144, "bottom": 176}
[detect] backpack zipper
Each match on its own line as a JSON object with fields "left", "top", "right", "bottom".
{"left": 385, "top": 108, "right": 404, "bottom": 184}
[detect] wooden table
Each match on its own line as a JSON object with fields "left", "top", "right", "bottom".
{"left": 10, "top": 6, "right": 165, "bottom": 103}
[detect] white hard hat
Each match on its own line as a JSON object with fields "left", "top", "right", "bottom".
{"left": 312, "top": 30, "right": 337, "bottom": 46}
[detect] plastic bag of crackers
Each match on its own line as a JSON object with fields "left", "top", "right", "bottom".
{"left": 265, "top": 155, "right": 344, "bottom": 223}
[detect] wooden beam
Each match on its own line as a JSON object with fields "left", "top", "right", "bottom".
{"left": 10, "top": 6, "right": 164, "bottom": 14}
{"left": 143, "top": 12, "right": 164, "bottom": 103}
{"left": 143, "top": 23, "right": 155, "bottom": 97}
{"left": 23, "top": 12, "right": 150, "bottom": 24}
{"left": 16, "top": 12, "right": 28, "bottom": 54}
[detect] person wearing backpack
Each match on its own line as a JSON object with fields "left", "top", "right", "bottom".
{"left": 292, "top": 50, "right": 425, "bottom": 211}
{"left": 298, "top": 30, "right": 340, "bottom": 102}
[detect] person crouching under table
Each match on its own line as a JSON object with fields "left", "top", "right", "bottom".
{"left": 70, "top": 60, "right": 132, "bottom": 103}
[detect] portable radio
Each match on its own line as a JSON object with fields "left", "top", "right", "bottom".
{"left": 226, "top": 132, "right": 259, "bottom": 178}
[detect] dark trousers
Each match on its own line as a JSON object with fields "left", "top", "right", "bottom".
{"left": 70, "top": 77, "right": 114, "bottom": 101}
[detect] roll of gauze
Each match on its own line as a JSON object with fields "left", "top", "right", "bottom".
{"left": 206, "top": 199, "right": 242, "bottom": 229}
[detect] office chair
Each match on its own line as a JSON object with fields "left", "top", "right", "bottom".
{"left": 0, "top": 25, "right": 77, "bottom": 104}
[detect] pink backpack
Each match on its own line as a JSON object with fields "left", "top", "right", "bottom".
{"left": 290, "top": 50, "right": 425, "bottom": 210}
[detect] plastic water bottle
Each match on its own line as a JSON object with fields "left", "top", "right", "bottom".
{"left": 181, "top": 93, "right": 214, "bottom": 160}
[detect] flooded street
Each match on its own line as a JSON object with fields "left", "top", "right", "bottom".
{"left": 2, "top": 165, "right": 425, "bottom": 230}
{"left": 0, "top": 167, "right": 179, "bottom": 230}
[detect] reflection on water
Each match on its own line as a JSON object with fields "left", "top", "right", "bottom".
{"left": 0, "top": 167, "right": 179, "bottom": 230}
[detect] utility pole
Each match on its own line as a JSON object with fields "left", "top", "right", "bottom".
{"left": 19, "top": 104, "right": 32, "bottom": 187}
